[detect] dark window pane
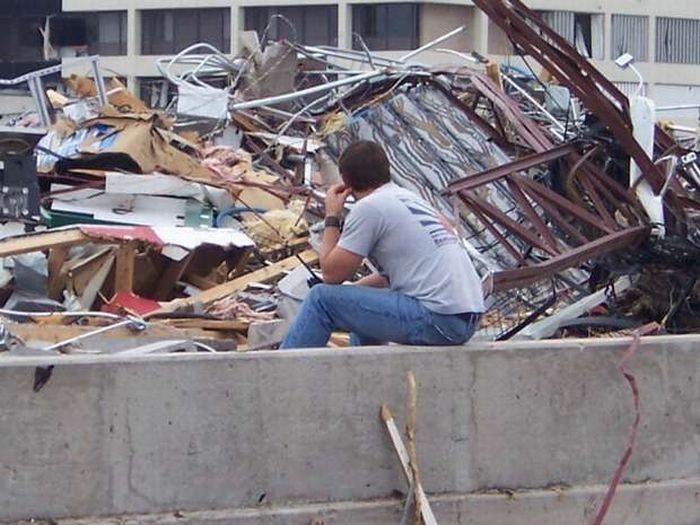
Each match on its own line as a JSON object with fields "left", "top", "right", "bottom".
{"left": 17, "top": 17, "right": 44, "bottom": 61}
{"left": 200, "top": 9, "right": 228, "bottom": 50}
{"left": 96, "top": 12, "right": 127, "bottom": 56}
{"left": 386, "top": 4, "right": 417, "bottom": 50}
{"left": 352, "top": 3, "right": 418, "bottom": 51}
{"left": 244, "top": 6, "right": 337, "bottom": 46}
{"left": 174, "top": 10, "right": 197, "bottom": 51}
{"left": 142, "top": 9, "right": 229, "bottom": 54}
{"left": 305, "top": 6, "right": 337, "bottom": 46}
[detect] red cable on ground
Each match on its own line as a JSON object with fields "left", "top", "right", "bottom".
{"left": 590, "top": 322, "right": 661, "bottom": 525}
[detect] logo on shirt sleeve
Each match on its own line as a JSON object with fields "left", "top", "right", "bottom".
{"left": 399, "top": 198, "right": 457, "bottom": 247}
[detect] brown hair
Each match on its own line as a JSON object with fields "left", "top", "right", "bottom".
{"left": 338, "top": 141, "right": 391, "bottom": 191}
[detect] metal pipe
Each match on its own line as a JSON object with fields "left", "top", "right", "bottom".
{"left": 42, "top": 317, "right": 147, "bottom": 353}
{"left": 434, "top": 48, "right": 480, "bottom": 64}
{"left": 501, "top": 75, "right": 567, "bottom": 132}
{"left": 399, "top": 25, "right": 466, "bottom": 62}
{"left": 303, "top": 45, "right": 405, "bottom": 67}
{"left": 0, "top": 55, "right": 98, "bottom": 86}
{"left": 0, "top": 309, "right": 127, "bottom": 321}
{"left": 27, "top": 76, "right": 51, "bottom": 127}
{"left": 301, "top": 70, "right": 370, "bottom": 75}
{"left": 655, "top": 155, "right": 680, "bottom": 198}
{"left": 232, "top": 69, "right": 384, "bottom": 111}
{"left": 90, "top": 58, "right": 109, "bottom": 107}
{"left": 628, "top": 63, "right": 645, "bottom": 98}
{"left": 656, "top": 104, "right": 700, "bottom": 112}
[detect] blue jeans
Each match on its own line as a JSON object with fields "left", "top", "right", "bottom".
{"left": 280, "top": 284, "right": 481, "bottom": 349}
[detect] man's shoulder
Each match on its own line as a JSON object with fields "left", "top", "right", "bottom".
{"left": 364, "top": 184, "right": 412, "bottom": 205}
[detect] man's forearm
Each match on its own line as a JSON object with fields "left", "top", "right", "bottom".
{"left": 355, "top": 273, "right": 389, "bottom": 288}
{"left": 319, "top": 225, "right": 341, "bottom": 266}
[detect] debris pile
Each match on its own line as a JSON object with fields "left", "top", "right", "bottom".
{"left": 0, "top": 0, "right": 699, "bottom": 355}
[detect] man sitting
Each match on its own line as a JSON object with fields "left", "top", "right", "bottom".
{"left": 281, "top": 140, "right": 484, "bottom": 348}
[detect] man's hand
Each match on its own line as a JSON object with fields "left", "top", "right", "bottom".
{"left": 325, "top": 183, "right": 351, "bottom": 216}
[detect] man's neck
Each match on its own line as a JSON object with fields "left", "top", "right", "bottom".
{"left": 353, "top": 183, "right": 387, "bottom": 200}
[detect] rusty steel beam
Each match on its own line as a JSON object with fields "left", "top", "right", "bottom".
{"left": 466, "top": 194, "right": 561, "bottom": 256}
{"left": 472, "top": 0, "right": 666, "bottom": 192}
{"left": 492, "top": 226, "right": 648, "bottom": 292}
{"left": 517, "top": 176, "right": 616, "bottom": 235}
{"left": 463, "top": 197, "right": 525, "bottom": 263}
{"left": 469, "top": 73, "right": 553, "bottom": 153}
{"left": 525, "top": 194, "right": 591, "bottom": 246}
{"left": 506, "top": 178, "right": 560, "bottom": 252}
{"left": 446, "top": 141, "right": 581, "bottom": 194}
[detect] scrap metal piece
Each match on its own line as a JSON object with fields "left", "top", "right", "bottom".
{"left": 472, "top": 0, "right": 666, "bottom": 190}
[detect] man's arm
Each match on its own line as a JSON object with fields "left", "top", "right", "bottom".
{"left": 355, "top": 273, "right": 389, "bottom": 288}
{"left": 319, "top": 184, "right": 363, "bottom": 284}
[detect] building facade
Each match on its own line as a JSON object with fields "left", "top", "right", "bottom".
{"left": 58, "top": 0, "right": 700, "bottom": 121}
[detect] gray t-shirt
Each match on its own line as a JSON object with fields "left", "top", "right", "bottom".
{"left": 338, "top": 183, "right": 485, "bottom": 314}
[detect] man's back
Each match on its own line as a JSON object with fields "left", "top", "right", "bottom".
{"left": 339, "top": 183, "right": 485, "bottom": 315}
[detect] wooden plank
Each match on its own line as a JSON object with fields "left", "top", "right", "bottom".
{"left": 152, "top": 249, "right": 318, "bottom": 315}
{"left": 153, "top": 253, "right": 194, "bottom": 301}
{"left": 114, "top": 244, "right": 136, "bottom": 293}
{"left": 155, "top": 318, "right": 249, "bottom": 332}
{"left": 5, "top": 322, "right": 232, "bottom": 343}
{"left": 380, "top": 404, "right": 439, "bottom": 525}
{"left": 67, "top": 248, "right": 115, "bottom": 296}
{"left": 0, "top": 228, "right": 88, "bottom": 258}
{"left": 47, "top": 247, "right": 69, "bottom": 300}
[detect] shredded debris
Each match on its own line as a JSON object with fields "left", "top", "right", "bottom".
{"left": 0, "top": 2, "right": 698, "bottom": 356}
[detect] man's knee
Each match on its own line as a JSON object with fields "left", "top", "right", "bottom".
{"left": 305, "top": 283, "right": 335, "bottom": 305}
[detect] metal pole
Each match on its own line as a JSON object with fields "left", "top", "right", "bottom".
{"left": 91, "top": 57, "right": 109, "bottom": 107}
{"left": 231, "top": 69, "right": 384, "bottom": 110}
{"left": 656, "top": 104, "right": 700, "bottom": 112}
{"left": 399, "top": 26, "right": 466, "bottom": 62}
{"left": 303, "top": 45, "right": 405, "bottom": 67}
{"left": 501, "top": 75, "right": 567, "bottom": 132}
{"left": 27, "top": 76, "right": 51, "bottom": 127}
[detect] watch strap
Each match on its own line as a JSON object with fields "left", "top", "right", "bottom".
{"left": 324, "top": 215, "right": 342, "bottom": 229}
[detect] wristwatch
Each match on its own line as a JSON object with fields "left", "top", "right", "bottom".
{"left": 324, "top": 215, "right": 342, "bottom": 229}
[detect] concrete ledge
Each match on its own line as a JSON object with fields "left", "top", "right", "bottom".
{"left": 1, "top": 335, "right": 700, "bottom": 521}
{"left": 17, "top": 479, "right": 700, "bottom": 525}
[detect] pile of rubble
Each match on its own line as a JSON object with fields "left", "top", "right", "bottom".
{"left": 0, "top": 0, "right": 698, "bottom": 356}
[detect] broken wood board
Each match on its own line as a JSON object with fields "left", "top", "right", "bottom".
{"left": 115, "top": 244, "right": 136, "bottom": 293}
{"left": 153, "top": 318, "right": 249, "bottom": 333}
{"left": 5, "top": 322, "right": 234, "bottom": 344}
{"left": 152, "top": 249, "right": 319, "bottom": 315}
{"left": 47, "top": 247, "right": 69, "bottom": 300}
{"left": 0, "top": 229, "right": 89, "bottom": 258}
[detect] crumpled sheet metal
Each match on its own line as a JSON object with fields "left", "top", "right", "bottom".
{"left": 329, "top": 85, "right": 510, "bottom": 201}
{"left": 326, "top": 84, "right": 552, "bottom": 270}
{"left": 323, "top": 82, "right": 590, "bottom": 338}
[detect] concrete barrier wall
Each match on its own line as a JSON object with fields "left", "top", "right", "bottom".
{"left": 1, "top": 335, "right": 699, "bottom": 522}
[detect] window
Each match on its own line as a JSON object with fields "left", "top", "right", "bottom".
{"left": 16, "top": 17, "right": 45, "bottom": 62}
{"left": 0, "top": 1, "right": 59, "bottom": 62}
{"left": 611, "top": 15, "right": 648, "bottom": 62}
{"left": 244, "top": 6, "right": 338, "bottom": 46}
{"left": 539, "top": 11, "right": 604, "bottom": 60}
{"left": 91, "top": 12, "right": 127, "bottom": 56}
{"left": 141, "top": 9, "right": 231, "bottom": 55}
{"left": 52, "top": 12, "right": 127, "bottom": 56}
{"left": 352, "top": 4, "right": 419, "bottom": 51}
{"left": 656, "top": 17, "right": 700, "bottom": 65}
